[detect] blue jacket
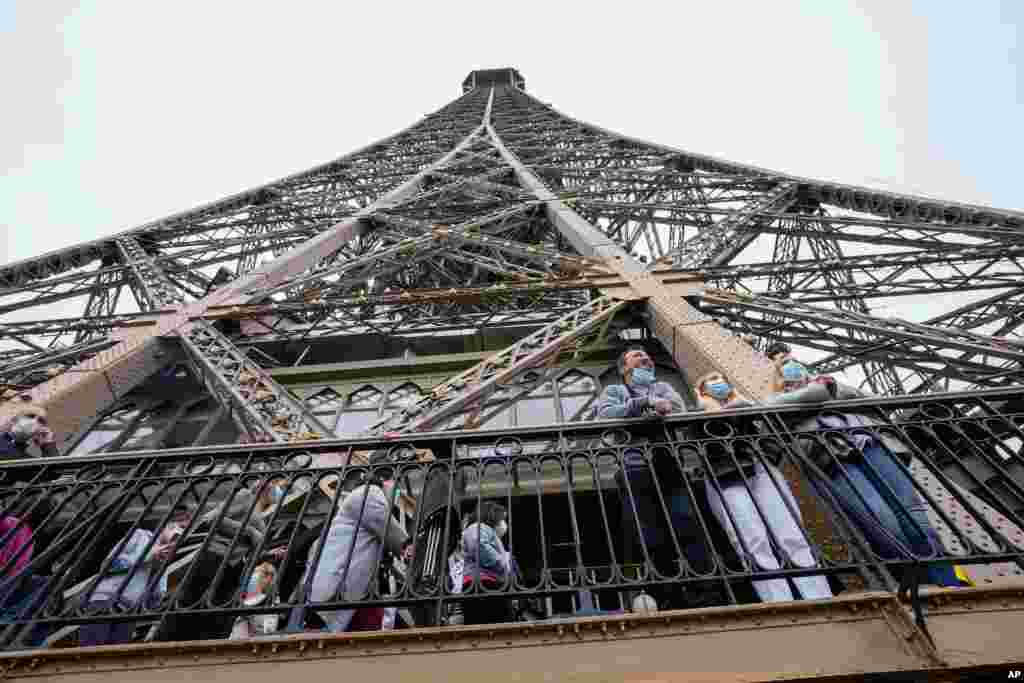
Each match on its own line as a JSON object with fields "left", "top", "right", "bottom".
{"left": 594, "top": 381, "right": 686, "bottom": 420}
{"left": 461, "top": 522, "right": 510, "bottom": 583}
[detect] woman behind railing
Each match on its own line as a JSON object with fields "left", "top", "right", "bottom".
{"left": 302, "top": 477, "right": 408, "bottom": 633}
{"left": 695, "top": 371, "right": 833, "bottom": 603}
{"left": 78, "top": 506, "right": 192, "bottom": 646}
{"left": 155, "top": 481, "right": 268, "bottom": 642}
{"left": 460, "top": 502, "right": 515, "bottom": 625}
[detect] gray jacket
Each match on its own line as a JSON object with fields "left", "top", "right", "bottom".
{"left": 308, "top": 484, "right": 408, "bottom": 604}
{"left": 193, "top": 489, "right": 267, "bottom": 565}
{"left": 594, "top": 381, "right": 686, "bottom": 420}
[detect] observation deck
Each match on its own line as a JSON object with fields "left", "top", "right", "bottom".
{"left": 0, "top": 390, "right": 1022, "bottom": 681}
{"left": 462, "top": 68, "right": 526, "bottom": 93}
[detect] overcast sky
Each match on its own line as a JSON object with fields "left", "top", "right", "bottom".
{"left": 1, "top": 0, "right": 1021, "bottom": 267}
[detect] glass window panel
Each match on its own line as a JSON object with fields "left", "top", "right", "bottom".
{"left": 386, "top": 383, "right": 422, "bottom": 408}
{"left": 336, "top": 411, "right": 382, "bottom": 436}
{"left": 517, "top": 399, "right": 555, "bottom": 427}
{"left": 69, "top": 430, "right": 121, "bottom": 456}
{"left": 478, "top": 405, "right": 513, "bottom": 429}
{"left": 560, "top": 395, "right": 593, "bottom": 422}
{"left": 517, "top": 384, "right": 557, "bottom": 427}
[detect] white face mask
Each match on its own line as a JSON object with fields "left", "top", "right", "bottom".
{"left": 495, "top": 520, "right": 508, "bottom": 538}
{"left": 10, "top": 417, "right": 39, "bottom": 443}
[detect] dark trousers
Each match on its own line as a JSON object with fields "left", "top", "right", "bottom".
{"left": 621, "top": 456, "right": 712, "bottom": 577}
{"left": 813, "top": 444, "right": 958, "bottom": 587}
{"left": 80, "top": 601, "right": 136, "bottom": 647}
{"left": 0, "top": 575, "right": 51, "bottom": 647}
{"left": 461, "top": 577, "right": 515, "bottom": 626}
{"left": 158, "top": 554, "right": 244, "bottom": 642}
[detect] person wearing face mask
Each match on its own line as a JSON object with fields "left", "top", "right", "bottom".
{"left": 695, "top": 372, "right": 833, "bottom": 603}
{"left": 156, "top": 479, "right": 268, "bottom": 642}
{"left": 301, "top": 476, "right": 408, "bottom": 633}
{"left": 762, "top": 343, "right": 960, "bottom": 589}
{"left": 79, "top": 507, "right": 193, "bottom": 646}
{"left": 0, "top": 397, "right": 58, "bottom": 461}
{"left": 229, "top": 562, "right": 280, "bottom": 640}
{"left": 595, "top": 349, "right": 683, "bottom": 421}
{"left": 0, "top": 498, "right": 54, "bottom": 647}
{"left": 255, "top": 478, "right": 287, "bottom": 516}
{"left": 593, "top": 348, "right": 724, "bottom": 610}
{"left": 460, "top": 502, "right": 515, "bottom": 625}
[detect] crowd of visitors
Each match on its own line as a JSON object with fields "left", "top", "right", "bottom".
{"left": 0, "top": 340, "right": 969, "bottom": 649}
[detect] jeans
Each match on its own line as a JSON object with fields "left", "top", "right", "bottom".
{"left": 705, "top": 463, "right": 833, "bottom": 602}
{"left": 0, "top": 575, "right": 50, "bottom": 647}
{"left": 620, "top": 449, "right": 711, "bottom": 577}
{"left": 817, "top": 443, "right": 958, "bottom": 587}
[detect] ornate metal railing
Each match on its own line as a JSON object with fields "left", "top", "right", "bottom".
{"left": 0, "top": 388, "right": 1022, "bottom": 651}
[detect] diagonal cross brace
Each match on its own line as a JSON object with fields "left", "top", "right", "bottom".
{"left": 119, "top": 237, "right": 332, "bottom": 441}
{"left": 367, "top": 295, "right": 628, "bottom": 434}
{"left": 671, "top": 183, "right": 799, "bottom": 269}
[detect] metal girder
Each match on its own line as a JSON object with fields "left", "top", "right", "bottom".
{"left": 672, "top": 183, "right": 799, "bottom": 268}
{"left": 699, "top": 290, "right": 1024, "bottom": 388}
{"left": 6, "top": 71, "right": 1024, "bottom": 450}
{"left": 507, "top": 86, "right": 1024, "bottom": 231}
{"left": 702, "top": 243, "right": 1024, "bottom": 302}
{"left": 0, "top": 88, "right": 491, "bottom": 293}
{"left": 792, "top": 217, "right": 905, "bottom": 394}
{"left": 367, "top": 295, "right": 629, "bottom": 434}
{"left": 791, "top": 288, "right": 1024, "bottom": 395}
{"left": 115, "top": 237, "right": 189, "bottom": 311}
{"left": 118, "top": 237, "right": 333, "bottom": 440}
{"left": 178, "top": 323, "right": 333, "bottom": 440}
{"left": 488, "top": 88, "right": 779, "bottom": 401}
{"left": 75, "top": 269, "right": 124, "bottom": 343}
{"left": 575, "top": 200, "right": 1024, "bottom": 252}
{"left": 0, "top": 338, "right": 118, "bottom": 391}
{"left": 0, "top": 264, "right": 127, "bottom": 318}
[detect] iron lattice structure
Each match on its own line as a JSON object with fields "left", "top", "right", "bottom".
{"left": 2, "top": 67, "right": 1023, "bottom": 448}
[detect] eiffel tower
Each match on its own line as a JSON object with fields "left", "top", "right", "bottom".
{"left": 1, "top": 68, "right": 1023, "bottom": 677}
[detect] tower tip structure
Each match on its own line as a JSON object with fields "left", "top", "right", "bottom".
{"left": 462, "top": 67, "right": 525, "bottom": 93}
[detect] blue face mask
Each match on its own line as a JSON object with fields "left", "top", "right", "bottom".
{"left": 246, "top": 573, "right": 263, "bottom": 596}
{"left": 707, "top": 381, "right": 732, "bottom": 401}
{"left": 782, "top": 361, "right": 808, "bottom": 382}
{"left": 630, "top": 367, "right": 656, "bottom": 386}
{"left": 268, "top": 485, "right": 285, "bottom": 503}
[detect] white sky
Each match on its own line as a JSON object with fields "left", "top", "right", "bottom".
{"left": 2, "top": 1, "right": 1020, "bottom": 267}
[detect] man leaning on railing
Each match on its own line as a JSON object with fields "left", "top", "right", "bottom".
{"left": 592, "top": 347, "right": 722, "bottom": 611}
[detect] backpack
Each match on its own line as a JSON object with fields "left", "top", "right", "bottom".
{"left": 106, "top": 529, "right": 155, "bottom": 574}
